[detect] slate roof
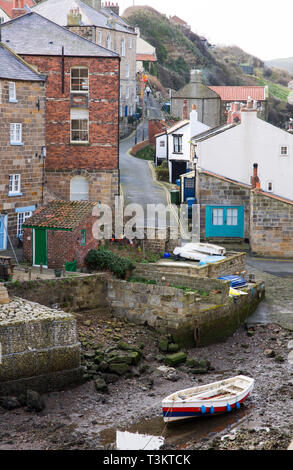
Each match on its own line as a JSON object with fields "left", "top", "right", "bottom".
{"left": 208, "top": 86, "right": 267, "bottom": 102}
{"left": 23, "top": 200, "right": 97, "bottom": 230}
{"left": 0, "top": 11, "right": 119, "bottom": 57}
{"left": 191, "top": 123, "right": 237, "bottom": 142}
{"left": 0, "top": 43, "right": 46, "bottom": 80}
{"left": 31, "top": 0, "right": 135, "bottom": 34}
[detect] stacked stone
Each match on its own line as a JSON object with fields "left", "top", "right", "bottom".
{"left": 0, "top": 285, "right": 9, "bottom": 305}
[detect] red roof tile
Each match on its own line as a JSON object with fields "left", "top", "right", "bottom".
{"left": 0, "top": 0, "right": 34, "bottom": 17}
{"left": 208, "top": 86, "right": 266, "bottom": 102}
{"left": 136, "top": 53, "right": 157, "bottom": 62}
{"left": 22, "top": 200, "right": 97, "bottom": 230}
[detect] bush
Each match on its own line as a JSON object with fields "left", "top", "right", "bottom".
{"left": 85, "top": 248, "right": 135, "bottom": 279}
{"left": 155, "top": 165, "right": 169, "bottom": 182}
{"left": 135, "top": 145, "right": 155, "bottom": 161}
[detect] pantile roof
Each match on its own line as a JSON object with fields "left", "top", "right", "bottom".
{"left": 0, "top": 11, "right": 119, "bottom": 57}
{"left": 208, "top": 86, "right": 267, "bottom": 102}
{"left": 23, "top": 200, "right": 97, "bottom": 230}
{"left": 0, "top": 0, "right": 35, "bottom": 17}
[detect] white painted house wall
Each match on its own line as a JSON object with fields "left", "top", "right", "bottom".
{"left": 196, "top": 109, "right": 293, "bottom": 200}
{"left": 0, "top": 8, "right": 10, "bottom": 23}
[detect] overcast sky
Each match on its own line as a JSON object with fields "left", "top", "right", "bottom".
{"left": 119, "top": 0, "right": 292, "bottom": 61}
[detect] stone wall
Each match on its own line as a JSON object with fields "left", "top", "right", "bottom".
{"left": 135, "top": 252, "right": 246, "bottom": 280}
{"left": 250, "top": 190, "right": 293, "bottom": 257}
{"left": 198, "top": 172, "right": 251, "bottom": 240}
{"left": 0, "top": 297, "right": 81, "bottom": 395}
{"left": 0, "top": 77, "right": 46, "bottom": 245}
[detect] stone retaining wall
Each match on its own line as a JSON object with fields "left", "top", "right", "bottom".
{"left": 0, "top": 297, "right": 81, "bottom": 395}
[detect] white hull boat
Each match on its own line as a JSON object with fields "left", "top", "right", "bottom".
{"left": 162, "top": 375, "right": 254, "bottom": 423}
{"left": 173, "top": 243, "right": 226, "bottom": 261}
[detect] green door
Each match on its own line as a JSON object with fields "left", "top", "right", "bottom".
{"left": 34, "top": 229, "right": 47, "bottom": 266}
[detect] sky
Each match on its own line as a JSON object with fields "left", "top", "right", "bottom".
{"left": 119, "top": 0, "right": 293, "bottom": 61}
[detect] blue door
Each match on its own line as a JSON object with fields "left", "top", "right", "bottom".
{"left": 0, "top": 215, "right": 8, "bottom": 250}
{"left": 206, "top": 206, "right": 244, "bottom": 238}
{"left": 184, "top": 177, "right": 195, "bottom": 201}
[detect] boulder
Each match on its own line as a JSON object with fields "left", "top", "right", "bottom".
{"left": 0, "top": 285, "right": 9, "bottom": 305}
{"left": 94, "top": 377, "right": 108, "bottom": 393}
{"left": 108, "top": 363, "right": 131, "bottom": 376}
{"left": 0, "top": 396, "right": 21, "bottom": 410}
{"left": 168, "top": 343, "right": 180, "bottom": 353}
{"left": 26, "top": 390, "right": 45, "bottom": 412}
{"left": 164, "top": 352, "right": 187, "bottom": 367}
{"left": 158, "top": 337, "right": 169, "bottom": 353}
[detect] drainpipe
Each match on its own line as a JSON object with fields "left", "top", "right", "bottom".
{"left": 118, "top": 57, "right": 121, "bottom": 197}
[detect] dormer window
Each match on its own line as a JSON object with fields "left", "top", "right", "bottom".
{"left": 9, "top": 82, "right": 17, "bottom": 102}
{"left": 280, "top": 146, "right": 288, "bottom": 156}
{"left": 71, "top": 67, "right": 89, "bottom": 93}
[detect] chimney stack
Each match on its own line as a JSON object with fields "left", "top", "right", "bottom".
{"left": 190, "top": 104, "right": 199, "bottom": 138}
{"left": 102, "top": 2, "right": 120, "bottom": 16}
{"left": 251, "top": 163, "right": 261, "bottom": 190}
{"left": 67, "top": 7, "right": 82, "bottom": 25}
{"left": 227, "top": 102, "right": 241, "bottom": 124}
{"left": 12, "top": 0, "right": 27, "bottom": 19}
{"left": 182, "top": 99, "right": 188, "bottom": 120}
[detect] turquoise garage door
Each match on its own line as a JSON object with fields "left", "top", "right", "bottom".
{"left": 206, "top": 206, "right": 244, "bottom": 238}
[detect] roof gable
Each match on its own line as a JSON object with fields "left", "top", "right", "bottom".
{"left": 0, "top": 11, "right": 119, "bottom": 57}
{"left": 0, "top": 43, "right": 46, "bottom": 80}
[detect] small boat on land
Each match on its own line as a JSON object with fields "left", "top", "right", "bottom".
{"left": 162, "top": 375, "right": 254, "bottom": 423}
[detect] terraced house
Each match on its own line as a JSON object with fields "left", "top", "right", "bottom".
{"left": 0, "top": 12, "right": 120, "bottom": 209}
{"left": 31, "top": 0, "right": 137, "bottom": 136}
{"left": 0, "top": 43, "right": 46, "bottom": 250}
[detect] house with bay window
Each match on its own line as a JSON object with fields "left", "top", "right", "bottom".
{"left": 0, "top": 43, "right": 46, "bottom": 250}
{"left": 0, "top": 12, "right": 120, "bottom": 215}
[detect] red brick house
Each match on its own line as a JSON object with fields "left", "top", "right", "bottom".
{"left": 0, "top": 12, "right": 120, "bottom": 209}
{"left": 22, "top": 200, "right": 98, "bottom": 269}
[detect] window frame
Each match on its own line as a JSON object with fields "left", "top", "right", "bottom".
{"left": 106, "top": 34, "right": 112, "bottom": 50}
{"left": 9, "top": 174, "right": 21, "bottom": 196}
{"left": 121, "top": 38, "right": 126, "bottom": 57}
{"left": 280, "top": 145, "right": 289, "bottom": 156}
{"left": 10, "top": 123, "right": 22, "bottom": 145}
{"left": 9, "top": 82, "right": 17, "bottom": 102}
{"left": 173, "top": 134, "right": 183, "bottom": 154}
{"left": 70, "top": 118, "right": 89, "bottom": 144}
{"left": 70, "top": 67, "right": 89, "bottom": 94}
{"left": 125, "top": 62, "right": 130, "bottom": 78}
{"left": 17, "top": 211, "right": 32, "bottom": 237}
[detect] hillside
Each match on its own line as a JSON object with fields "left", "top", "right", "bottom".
{"left": 123, "top": 6, "right": 293, "bottom": 127}
{"left": 265, "top": 57, "right": 293, "bottom": 74}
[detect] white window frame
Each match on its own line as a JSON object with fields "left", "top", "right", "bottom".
{"left": 106, "top": 34, "right": 112, "bottom": 50}
{"left": 9, "top": 174, "right": 21, "bottom": 195}
{"left": 121, "top": 38, "right": 125, "bottom": 57}
{"left": 129, "top": 38, "right": 133, "bottom": 49}
{"left": 98, "top": 30, "right": 102, "bottom": 44}
{"left": 125, "top": 62, "right": 130, "bottom": 78}
{"left": 10, "top": 123, "right": 22, "bottom": 145}
{"left": 173, "top": 135, "right": 183, "bottom": 154}
{"left": 280, "top": 145, "right": 289, "bottom": 156}
{"left": 70, "top": 67, "right": 89, "bottom": 93}
{"left": 9, "top": 82, "right": 17, "bottom": 102}
{"left": 212, "top": 208, "right": 224, "bottom": 226}
{"left": 126, "top": 86, "right": 130, "bottom": 99}
{"left": 70, "top": 109, "right": 89, "bottom": 143}
{"left": 17, "top": 211, "right": 32, "bottom": 237}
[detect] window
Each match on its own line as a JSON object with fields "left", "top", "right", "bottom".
{"left": 9, "top": 174, "right": 21, "bottom": 195}
{"left": 160, "top": 141, "right": 165, "bottom": 147}
{"left": 0, "top": 17, "right": 4, "bottom": 24}
{"left": 9, "top": 82, "right": 17, "bottom": 102}
{"left": 98, "top": 30, "right": 102, "bottom": 44}
{"left": 126, "top": 86, "right": 130, "bottom": 99}
{"left": 70, "top": 109, "right": 89, "bottom": 143}
{"left": 226, "top": 208, "right": 238, "bottom": 226}
{"left": 129, "top": 39, "right": 133, "bottom": 49}
{"left": 80, "top": 229, "right": 86, "bottom": 246}
{"left": 226, "top": 102, "right": 231, "bottom": 111}
{"left": 212, "top": 208, "right": 223, "bottom": 226}
{"left": 10, "top": 123, "right": 22, "bottom": 144}
{"left": 106, "top": 34, "right": 112, "bottom": 50}
{"left": 17, "top": 211, "right": 32, "bottom": 237}
{"left": 173, "top": 135, "right": 183, "bottom": 153}
{"left": 280, "top": 146, "right": 288, "bottom": 156}
{"left": 121, "top": 38, "right": 125, "bottom": 57}
{"left": 71, "top": 67, "right": 89, "bottom": 93}
{"left": 70, "top": 176, "right": 89, "bottom": 201}
{"left": 125, "top": 62, "right": 130, "bottom": 78}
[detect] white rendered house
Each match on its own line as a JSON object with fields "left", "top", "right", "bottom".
{"left": 191, "top": 102, "right": 293, "bottom": 201}
{"left": 155, "top": 103, "right": 210, "bottom": 183}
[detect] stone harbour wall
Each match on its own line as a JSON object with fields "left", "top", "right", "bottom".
{"left": 0, "top": 297, "right": 81, "bottom": 395}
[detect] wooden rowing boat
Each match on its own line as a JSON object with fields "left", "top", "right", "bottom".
{"left": 162, "top": 375, "right": 254, "bottom": 423}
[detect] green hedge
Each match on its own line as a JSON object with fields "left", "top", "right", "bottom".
{"left": 155, "top": 166, "right": 169, "bottom": 182}
{"left": 85, "top": 248, "right": 135, "bottom": 279}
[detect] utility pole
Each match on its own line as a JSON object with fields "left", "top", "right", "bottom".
{"left": 140, "top": 71, "right": 147, "bottom": 142}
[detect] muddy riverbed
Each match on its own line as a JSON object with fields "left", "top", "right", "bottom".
{"left": 0, "top": 268, "right": 293, "bottom": 451}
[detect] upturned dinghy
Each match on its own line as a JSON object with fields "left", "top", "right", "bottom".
{"left": 162, "top": 375, "right": 254, "bottom": 423}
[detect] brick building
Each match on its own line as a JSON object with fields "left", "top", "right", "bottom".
{"left": 0, "top": 43, "right": 46, "bottom": 250}
{"left": 22, "top": 200, "right": 98, "bottom": 268}
{"left": 0, "top": 12, "right": 120, "bottom": 209}
{"left": 0, "top": 0, "right": 35, "bottom": 22}
{"left": 31, "top": 0, "right": 137, "bottom": 136}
